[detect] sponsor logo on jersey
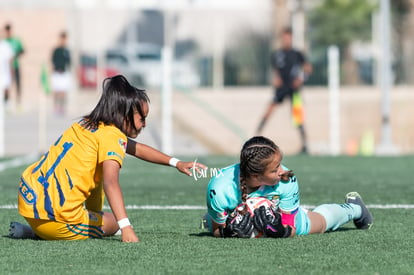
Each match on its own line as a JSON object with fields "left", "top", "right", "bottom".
{"left": 88, "top": 212, "right": 100, "bottom": 222}
{"left": 19, "top": 179, "right": 37, "bottom": 204}
{"left": 107, "top": 151, "right": 123, "bottom": 160}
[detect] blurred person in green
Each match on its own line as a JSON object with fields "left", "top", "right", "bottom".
{"left": 51, "top": 31, "right": 71, "bottom": 116}
{"left": 4, "top": 23, "right": 24, "bottom": 108}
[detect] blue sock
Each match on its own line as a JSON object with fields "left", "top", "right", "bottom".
{"left": 312, "top": 203, "right": 362, "bottom": 231}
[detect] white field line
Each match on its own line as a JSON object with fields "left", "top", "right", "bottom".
{"left": 2, "top": 157, "right": 413, "bottom": 211}
{"left": 1, "top": 204, "right": 414, "bottom": 210}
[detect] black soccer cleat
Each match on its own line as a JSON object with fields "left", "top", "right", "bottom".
{"left": 345, "top": 192, "right": 373, "bottom": 230}
{"left": 9, "top": 221, "right": 36, "bottom": 239}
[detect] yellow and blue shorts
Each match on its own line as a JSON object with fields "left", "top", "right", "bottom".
{"left": 24, "top": 211, "right": 104, "bottom": 240}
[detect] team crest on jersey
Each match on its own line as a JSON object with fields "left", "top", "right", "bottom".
{"left": 271, "top": 195, "right": 280, "bottom": 206}
{"left": 118, "top": 139, "right": 127, "bottom": 152}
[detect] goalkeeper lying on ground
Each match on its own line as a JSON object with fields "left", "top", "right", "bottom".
{"left": 203, "top": 136, "right": 373, "bottom": 238}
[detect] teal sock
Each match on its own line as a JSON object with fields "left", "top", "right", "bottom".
{"left": 313, "top": 203, "right": 362, "bottom": 231}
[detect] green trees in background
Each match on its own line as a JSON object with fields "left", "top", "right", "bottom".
{"left": 307, "top": 0, "right": 413, "bottom": 85}
{"left": 308, "top": 0, "right": 376, "bottom": 85}
{"left": 207, "top": 0, "right": 413, "bottom": 86}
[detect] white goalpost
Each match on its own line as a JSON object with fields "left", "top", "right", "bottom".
{"left": 376, "top": 0, "right": 399, "bottom": 155}
{"left": 328, "top": 45, "right": 340, "bottom": 156}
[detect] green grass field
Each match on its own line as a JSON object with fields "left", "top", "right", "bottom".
{"left": 0, "top": 154, "right": 413, "bottom": 275}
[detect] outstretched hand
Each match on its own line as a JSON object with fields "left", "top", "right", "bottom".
{"left": 176, "top": 161, "right": 207, "bottom": 177}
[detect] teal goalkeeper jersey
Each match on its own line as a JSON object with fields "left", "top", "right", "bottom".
{"left": 206, "top": 163, "right": 300, "bottom": 225}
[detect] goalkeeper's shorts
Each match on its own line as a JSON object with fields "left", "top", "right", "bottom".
{"left": 294, "top": 207, "right": 311, "bottom": 236}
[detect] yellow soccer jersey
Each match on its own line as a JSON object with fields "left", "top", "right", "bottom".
{"left": 18, "top": 120, "right": 128, "bottom": 224}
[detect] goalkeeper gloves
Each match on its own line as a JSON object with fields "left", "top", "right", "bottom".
{"left": 219, "top": 212, "right": 254, "bottom": 238}
{"left": 253, "top": 206, "right": 292, "bottom": 238}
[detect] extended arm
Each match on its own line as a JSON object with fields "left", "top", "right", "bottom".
{"left": 126, "top": 138, "right": 206, "bottom": 176}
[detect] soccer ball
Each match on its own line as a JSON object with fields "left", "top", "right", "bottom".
{"left": 244, "top": 197, "right": 277, "bottom": 216}
{"left": 232, "top": 197, "right": 277, "bottom": 238}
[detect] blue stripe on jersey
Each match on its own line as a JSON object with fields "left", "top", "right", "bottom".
{"left": 54, "top": 135, "right": 62, "bottom": 146}
{"left": 33, "top": 202, "right": 39, "bottom": 219}
{"left": 35, "top": 142, "right": 74, "bottom": 220}
{"left": 38, "top": 171, "right": 55, "bottom": 220}
{"left": 65, "top": 169, "right": 73, "bottom": 189}
{"left": 44, "top": 142, "right": 73, "bottom": 181}
{"left": 54, "top": 172, "right": 65, "bottom": 207}
{"left": 31, "top": 152, "right": 49, "bottom": 174}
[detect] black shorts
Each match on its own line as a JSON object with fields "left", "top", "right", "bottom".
{"left": 273, "top": 86, "right": 295, "bottom": 103}
{"left": 14, "top": 67, "right": 21, "bottom": 90}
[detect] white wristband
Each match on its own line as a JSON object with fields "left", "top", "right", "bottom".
{"left": 169, "top": 157, "right": 180, "bottom": 167}
{"left": 117, "top": 218, "right": 131, "bottom": 229}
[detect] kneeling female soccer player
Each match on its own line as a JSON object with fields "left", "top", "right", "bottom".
{"left": 12, "top": 75, "right": 206, "bottom": 242}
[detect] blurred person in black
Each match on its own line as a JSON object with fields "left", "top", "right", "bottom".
{"left": 256, "top": 27, "right": 312, "bottom": 154}
{"left": 51, "top": 31, "right": 71, "bottom": 115}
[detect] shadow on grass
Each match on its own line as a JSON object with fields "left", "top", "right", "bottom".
{"left": 189, "top": 232, "right": 212, "bottom": 237}
{"left": 2, "top": 234, "right": 42, "bottom": 240}
{"left": 328, "top": 227, "right": 356, "bottom": 233}
{"left": 188, "top": 227, "right": 358, "bottom": 238}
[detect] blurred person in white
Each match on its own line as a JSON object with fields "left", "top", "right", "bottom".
{"left": 4, "top": 23, "right": 24, "bottom": 109}
{"left": 51, "top": 31, "right": 71, "bottom": 116}
{"left": 0, "top": 30, "right": 14, "bottom": 109}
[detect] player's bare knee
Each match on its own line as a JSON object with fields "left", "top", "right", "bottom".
{"left": 102, "top": 212, "right": 118, "bottom": 236}
{"left": 308, "top": 211, "right": 327, "bottom": 234}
